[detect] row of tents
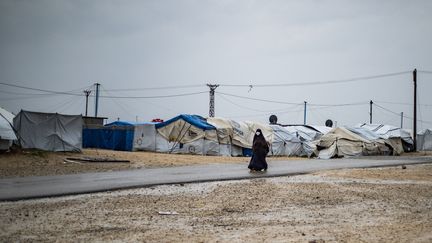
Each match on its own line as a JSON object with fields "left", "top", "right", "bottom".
{"left": 1, "top": 109, "right": 432, "bottom": 158}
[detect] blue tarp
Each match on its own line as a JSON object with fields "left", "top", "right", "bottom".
{"left": 155, "top": 114, "right": 215, "bottom": 130}
{"left": 83, "top": 122, "right": 135, "bottom": 151}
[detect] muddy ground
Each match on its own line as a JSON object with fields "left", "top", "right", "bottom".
{"left": 0, "top": 148, "right": 305, "bottom": 178}
{"left": 1, "top": 161, "right": 432, "bottom": 242}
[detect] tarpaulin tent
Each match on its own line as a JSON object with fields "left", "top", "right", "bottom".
{"left": 132, "top": 122, "right": 159, "bottom": 152}
{"left": 283, "top": 125, "right": 330, "bottom": 157}
{"left": 83, "top": 121, "right": 134, "bottom": 151}
{"left": 356, "top": 123, "right": 413, "bottom": 152}
{"left": 317, "top": 127, "right": 391, "bottom": 159}
{"left": 0, "top": 106, "right": 17, "bottom": 150}
{"left": 269, "top": 125, "right": 302, "bottom": 156}
{"left": 13, "top": 110, "right": 82, "bottom": 152}
{"left": 155, "top": 114, "right": 220, "bottom": 155}
{"left": 417, "top": 129, "right": 432, "bottom": 151}
{"left": 345, "top": 126, "right": 394, "bottom": 155}
{"left": 206, "top": 117, "right": 234, "bottom": 156}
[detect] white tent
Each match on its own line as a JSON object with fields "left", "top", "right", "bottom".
{"left": 269, "top": 125, "right": 302, "bottom": 156}
{"left": 346, "top": 126, "right": 397, "bottom": 155}
{"left": 283, "top": 125, "right": 329, "bottom": 157}
{"left": 132, "top": 123, "right": 158, "bottom": 152}
{"left": 418, "top": 129, "right": 432, "bottom": 151}
{"left": 155, "top": 114, "right": 220, "bottom": 155}
{"left": 206, "top": 117, "right": 234, "bottom": 156}
{"left": 0, "top": 107, "right": 17, "bottom": 150}
{"left": 13, "top": 110, "right": 82, "bottom": 152}
{"left": 317, "top": 127, "right": 390, "bottom": 159}
{"left": 356, "top": 123, "right": 414, "bottom": 152}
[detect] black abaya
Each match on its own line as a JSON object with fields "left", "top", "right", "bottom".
{"left": 248, "top": 129, "right": 269, "bottom": 171}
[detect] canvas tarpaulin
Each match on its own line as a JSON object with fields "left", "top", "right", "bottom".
{"left": 155, "top": 114, "right": 219, "bottom": 155}
{"left": 0, "top": 107, "right": 17, "bottom": 150}
{"left": 13, "top": 110, "right": 82, "bottom": 152}
{"left": 357, "top": 123, "right": 413, "bottom": 152}
{"left": 0, "top": 107, "right": 17, "bottom": 140}
{"left": 156, "top": 115, "right": 217, "bottom": 144}
{"left": 269, "top": 125, "right": 302, "bottom": 156}
{"left": 133, "top": 123, "right": 158, "bottom": 151}
{"left": 317, "top": 127, "right": 391, "bottom": 159}
{"left": 418, "top": 129, "right": 432, "bottom": 151}
{"left": 83, "top": 123, "right": 134, "bottom": 151}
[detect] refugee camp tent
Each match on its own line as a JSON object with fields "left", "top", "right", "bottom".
{"left": 206, "top": 117, "right": 234, "bottom": 156}
{"left": 132, "top": 122, "right": 159, "bottom": 152}
{"left": 345, "top": 126, "right": 395, "bottom": 155}
{"left": 417, "top": 129, "right": 432, "bottom": 151}
{"left": 356, "top": 123, "right": 413, "bottom": 152}
{"left": 0, "top": 106, "right": 17, "bottom": 150}
{"left": 269, "top": 125, "right": 302, "bottom": 156}
{"left": 283, "top": 125, "right": 329, "bottom": 157}
{"left": 155, "top": 114, "right": 220, "bottom": 155}
{"left": 83, "top": 121, "right": 135, "bottom": 151}
{"left": 13, "top": 110, "right": 82, "bottom": 152}
{"left": 317, "top": 127, "right": 390, "bottom": 159}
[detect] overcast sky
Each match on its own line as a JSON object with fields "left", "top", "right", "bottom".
{"left": 1, "top": 0, "right": 431, "bottom": 130}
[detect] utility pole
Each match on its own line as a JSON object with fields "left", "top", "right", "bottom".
{"left": 94, "top": 83, "right": 100, "bottom": 117}
{"left": 400, "top": 112, "right": 404, "bottom": 128}
{"left": 83, "top": 90, "right": 91, "bottom": 116}
{"left": 369, "top": 100, "right": 373, "bottom": 124}
{"left": 413, "top": 69, "right": 417, "bottom": 151}
{"left": 207, "top": 84, "right": 219, "bottom": 117}
{"left": 303, "top": 101, "right": 307, "bottom": 125}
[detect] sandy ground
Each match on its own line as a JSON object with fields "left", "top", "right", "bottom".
{"left": 0, "top": 148, "right": 305, "bottom": 178}
{"left": 1, "top": 149, "right": 432, "bottom": 242}
{"left": 0, "top": 163, "right": 431, "bottom": 242}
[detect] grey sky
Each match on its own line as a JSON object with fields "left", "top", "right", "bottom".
{"left": 1, "top": 0, "right": 431, "bottom": 130}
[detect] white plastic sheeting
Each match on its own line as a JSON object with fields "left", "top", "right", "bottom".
{"left": 317, "top": 127, "right": 393, "bottom": 159}
{"left": 269, "top": 125, "right": 302, "bottom": 156}
{"left": 0, "top": 107, "right": 17, "bottom": 150}
{"left": 133, "top": 123, "right": 157, "bottom": 151}
{"left": 418, "top": 129, "right": 432, "bottom": 151}
{"left": 13, "top": 110, "right": 82, "bottom": 152}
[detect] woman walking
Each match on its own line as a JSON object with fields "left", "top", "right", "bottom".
{"left": 248, "top": 129, "right": 269, "bottom": 172}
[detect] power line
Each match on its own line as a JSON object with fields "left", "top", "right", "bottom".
{"left": 374, "top": 102, "right": 432, "bottom": 125}
{"left": 0, "top": 82, "right": 91, "bottom": 96}
{"left": 218, "top": 71, "right": 410, "bottom": 87}
{"left": 217, "top": 93, "right": 300, "bottom": 113}
{"left": 308, "top": 101, "right": 368, "bottom": 107}
{"left": 418, "top": 70, "right": 432, "bottom": 74}
{"left": 103, "top": 84, "right": 204, "bottom": 91}
{"left": 217, "top": 91, "right": 302, "bottom": 105}
{"left": 99, "top": 91, "right": 208, "bottom": 99}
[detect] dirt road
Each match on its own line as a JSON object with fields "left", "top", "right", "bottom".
{"left": 1, "top": 164, "right": 431, "bottom": 242}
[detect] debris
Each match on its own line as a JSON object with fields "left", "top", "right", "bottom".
{"left": 402, "top": 165, "right": 407, "bottom": 169}
{"left": 158, "top": 211, "right": 179, "bottom": 215}
{"left": 64, "top": 157, "right": 130, "bottom": 163}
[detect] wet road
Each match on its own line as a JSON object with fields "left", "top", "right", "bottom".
{"left": 1, "top": 156, "right": 431, "bottom": 201}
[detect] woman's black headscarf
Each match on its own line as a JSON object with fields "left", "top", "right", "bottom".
{"left": 253, "top": 129, "right": 267, "bottom": 150}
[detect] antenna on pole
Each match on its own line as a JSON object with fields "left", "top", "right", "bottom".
{"left": 83, "top": 90, "right": 91, "bottom": 116}
{"left": 207, "top": 84, "right": 219, "bottom": 117}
